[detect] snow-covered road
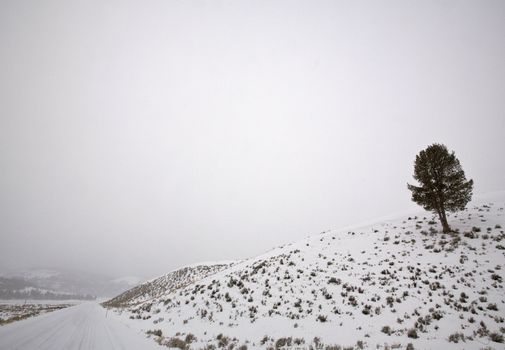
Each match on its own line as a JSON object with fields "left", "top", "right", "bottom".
{"left": 0, "top": 302, "right": 160, "bottom": 350}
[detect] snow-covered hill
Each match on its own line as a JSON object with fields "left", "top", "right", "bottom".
{"left": 108, "top": 196, "right": 505, "bottom": 349}
{"left": 104, "top": 263, "right": 234, "bottom": 308}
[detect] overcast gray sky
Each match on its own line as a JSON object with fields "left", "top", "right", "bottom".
{"left": 1, "top": 0, "right": 504, "bottom": 278}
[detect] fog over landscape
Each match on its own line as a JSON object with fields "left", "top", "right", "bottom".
{"left": 2, "top": 1, "right": 505, "bottom": 349}
{"left": 1, "top": 0, "right": 505, "bottom": 280}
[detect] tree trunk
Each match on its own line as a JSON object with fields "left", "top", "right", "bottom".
{"left": 439, "top": 210, "right": 451, "bottom": 233}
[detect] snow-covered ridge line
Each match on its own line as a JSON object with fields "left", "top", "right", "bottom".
{"left": 142, "top": 260, "right": 238, "bottom": 285}
{"left": 104, "top": 262, "right": 235, "bottom": 308}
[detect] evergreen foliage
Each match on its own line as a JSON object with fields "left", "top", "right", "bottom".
{"left": 407, "top": 144, "right": 473, "bottom": 233}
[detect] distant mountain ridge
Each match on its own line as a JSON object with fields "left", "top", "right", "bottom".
{"left": 0, "top": 269, "right": 144, "bottom": 300}
{"left": 0, "top": 276, "right": 94, "bottom": 300}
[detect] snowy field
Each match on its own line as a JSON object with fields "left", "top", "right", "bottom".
{"left": 0, "top": 299, "right": 85, "bottom": 305}
{"left": 0, "top": 301, "right": 76, "bottom": 326}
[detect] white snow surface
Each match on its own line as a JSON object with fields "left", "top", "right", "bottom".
{"left": 110, "top": 194, "right": 505, "bottom": 349}
{"left": 0, "top": 302, "right": 160, "bottom": 350}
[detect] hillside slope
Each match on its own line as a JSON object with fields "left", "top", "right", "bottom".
{"left": 104, "top": 263, "right": 234, "bottom": 308}
{"left": 109, "top": 197, "right": 505, "bottom": 349}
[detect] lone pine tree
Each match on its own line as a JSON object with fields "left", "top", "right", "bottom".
{"left": 407, "top": 144, "right": 474, "bottom": 233}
